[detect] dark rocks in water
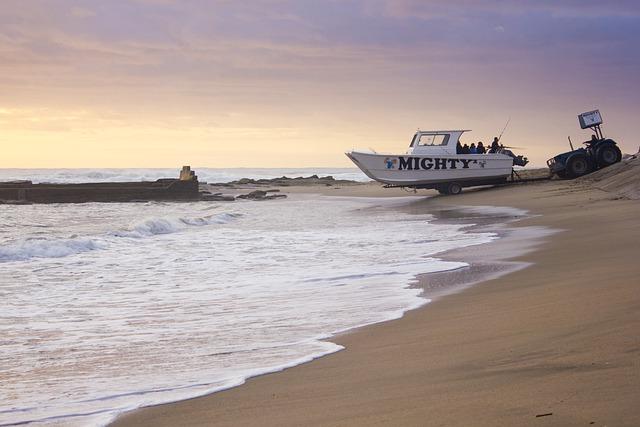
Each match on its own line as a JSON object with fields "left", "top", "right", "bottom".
{"left": 264, "top": 194, "right": 287, "bottom": 200}
{"left": 237, "top": 190, "right": 267, "bottom": 199}
{"left": 234, "top": 178, "right": 254, "bottom": 185}
{"left": 198, "top": 187, "right": 285, "bottom": 202}
{"left": 201, "top": 192, "right": 235, "bottom": 202}
{"left": 237, "top": 190, "right": 287, "bottom": 201}
{"left": 217, "top": 175, "right": 356, "bottom": 188}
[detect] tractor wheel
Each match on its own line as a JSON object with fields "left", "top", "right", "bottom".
{"left": 566, "top": 154, "right": 591, "bottom": 178}
{"left": 596, "top": 144, "right": 622, "bottom": 168}
{"left": 447, "top": 182, "right": 462, "bottom": 195}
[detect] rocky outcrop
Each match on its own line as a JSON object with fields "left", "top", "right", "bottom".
{"left": 236, "top": 190, "right": 287, "bottom": 200}
{"left": 218, "top": 175, "right": 360, "bottom": 187}
{"left": 200, "top": 193, "right": 236, "bottom": 202}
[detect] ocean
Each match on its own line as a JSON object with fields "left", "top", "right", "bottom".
{"left": 0, "top": 168, "right": 369, "bottom": 185}
{"left": 0, "top": 169, "right": 497, "bottom": 426}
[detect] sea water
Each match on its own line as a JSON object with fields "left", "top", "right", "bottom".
{"left": 0, "top": 172, "right": 497, "bottom": 426}
{"left": 0, "top": 168, "right": 369, "bottom": 185}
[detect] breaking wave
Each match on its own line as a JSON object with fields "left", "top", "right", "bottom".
{"left": 0, "top": 213, "right": 240, "bottom": 262}
{"left": 110, "top": 213, "right": 240, "bottom": 238}
{"left": 0, "top": 237, "right": 105, "bottom": 262}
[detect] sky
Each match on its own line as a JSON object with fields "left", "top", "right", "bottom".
{"left": 1, "top": 0, "right": 639, "bottom": 168}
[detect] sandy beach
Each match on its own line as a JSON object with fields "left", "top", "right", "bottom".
{"left": 112, "top": 172, "right": 640, "bottom": 426}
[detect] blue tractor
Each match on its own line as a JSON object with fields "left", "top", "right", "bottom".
{"left": 547, "top": 110, "right": 622, "bottom": 179}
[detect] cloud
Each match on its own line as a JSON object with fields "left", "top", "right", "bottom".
{"left": 69, "top": 7, "right": 96, "bottom": 18}
{"left": 380, "top": 0, "right": 640, "bottom": 19}
{"left": 0, "top": 0, "right": 638, "bottom": 166}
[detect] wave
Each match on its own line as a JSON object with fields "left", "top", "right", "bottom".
{"left": 110, "top": 213, "right": 240, "bottom": 238}
{"left": 0, "top": 213, "right": 240, "bottom": 262}
{"left": 0, "top": 237, "right": 106, "bottom": 262}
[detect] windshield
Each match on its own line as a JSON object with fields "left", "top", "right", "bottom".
{"left": 417, "top": 134, "right": 450, "bottom": 146}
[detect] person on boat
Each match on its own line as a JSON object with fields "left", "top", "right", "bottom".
{"left": 461, "top": 144, "right": 470, "bottom": 154}
{"left": 456, "top": 141, "right": 463, "bottom": 154}
{"left": 477, "top": 141, "right": 486, "bottom": 154}
{"left": 470, "top": 143, "right": 477, "bottom": 154}
{"left": 489, "top": 137, "right": 500, "bottom": 153}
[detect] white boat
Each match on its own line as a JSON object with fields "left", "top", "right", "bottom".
{"left": 345, "top": 129, "right": 527, "bottom": 194}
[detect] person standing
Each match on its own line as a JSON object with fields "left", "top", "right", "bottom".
{"left": 489, "top": 137, "right": 500, "bottom": 153}
{"left": 470, "top": 143, "right": 477, "bottom": 154}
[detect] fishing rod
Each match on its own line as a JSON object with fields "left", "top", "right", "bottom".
{"left": 496, "top": 117, "right": 511, "bottom": 142}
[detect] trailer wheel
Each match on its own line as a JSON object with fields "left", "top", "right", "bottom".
{"left": 566, "top": 154, "right": 590, "bottom": 178}
{"left": 447, "top": 182, "right": 462, "bottom": 195}
{"left": 596, "top": 144, "right": 622, "bottom": 168}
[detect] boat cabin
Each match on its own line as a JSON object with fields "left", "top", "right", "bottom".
{"left": 408, "top": 130, "right": 470, "bottom": 155}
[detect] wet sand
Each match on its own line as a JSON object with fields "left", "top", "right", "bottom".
{"left": 111, "top": 178, "right": 640, "bottom": 426}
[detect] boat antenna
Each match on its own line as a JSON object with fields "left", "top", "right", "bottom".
{"left": 497, "top": 117, "right": 511, "bottom": 142}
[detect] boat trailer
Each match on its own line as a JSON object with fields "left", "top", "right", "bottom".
{"left": 383, "top": 168, "right": 551, "bottom": 195}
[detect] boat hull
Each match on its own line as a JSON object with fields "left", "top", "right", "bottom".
{"left": 346, "top": 151, "right": 513, "bottom": 187}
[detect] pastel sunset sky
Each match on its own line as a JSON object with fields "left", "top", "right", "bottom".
{"left": 1, "top": 0, "right": 638, "bottom": 168}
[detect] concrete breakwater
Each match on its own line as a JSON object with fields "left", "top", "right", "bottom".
{"left": 0, "top": 166, "right": 200, "bottom": 204}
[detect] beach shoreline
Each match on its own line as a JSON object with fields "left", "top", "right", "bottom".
{"left": 412, "top": 205, "right": 558, "bottom": 304}
{"left": 101, "top": 192, "right": 538, "bottom": 426}
{"left": 111, "top": 179, "right": 640, "bottom": 427}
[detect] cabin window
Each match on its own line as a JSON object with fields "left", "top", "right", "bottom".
{"left": 417, "top": 134, "right": 450, "bottom": 146}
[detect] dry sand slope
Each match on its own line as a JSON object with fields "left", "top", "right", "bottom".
{"left": 112, "top": 157, "right": 640, "bottom": 427}
{"left": 578, "top": 151, "right": 640, "bottom": 199}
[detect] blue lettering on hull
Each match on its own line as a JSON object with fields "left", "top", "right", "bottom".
{"left": 395, "top": 157, "right": 478, "bottom": 171}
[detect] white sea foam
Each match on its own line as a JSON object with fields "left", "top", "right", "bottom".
{"left": 110, "top": 213, "right": 238, "bottom": 238}
{"left": 0, "top": 213, "right": 240, "bottom": 262}
{"left": 0, "top": 195, "right": 497, "bottom": 426}
{"left": 0, "top": 237, "right": 106, "bottom": 262}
